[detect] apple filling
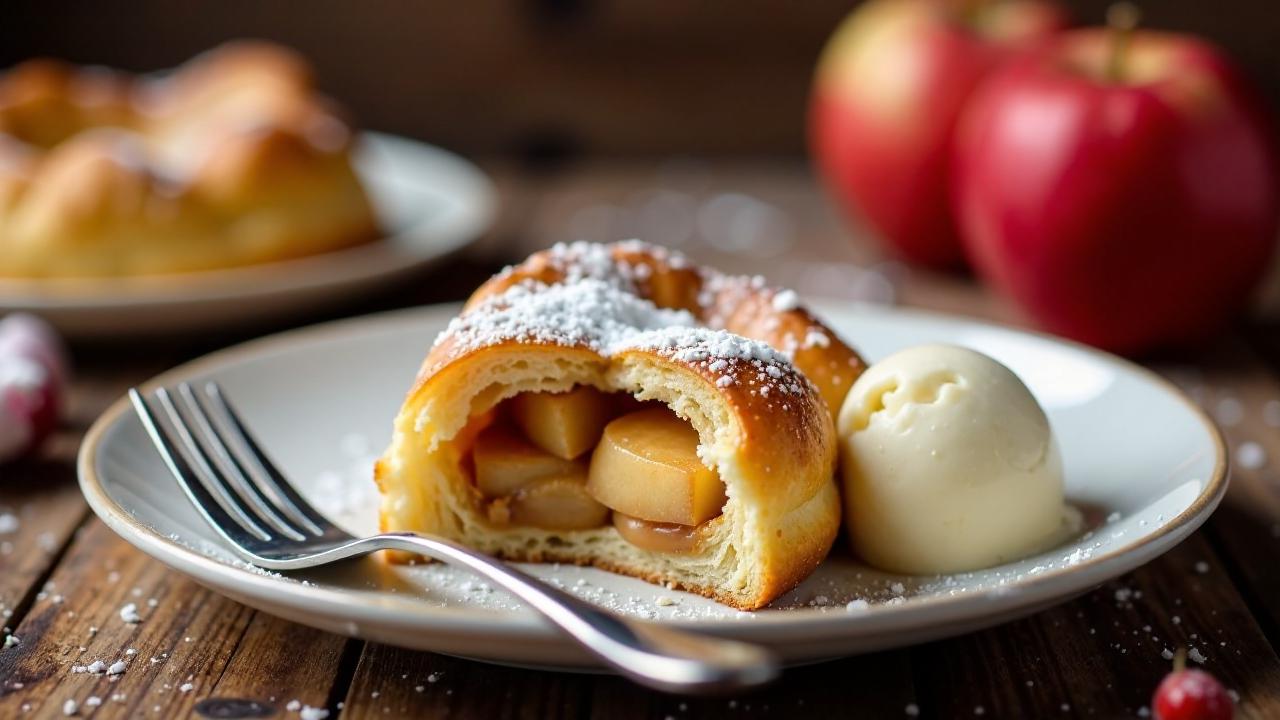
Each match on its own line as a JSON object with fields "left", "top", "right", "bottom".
{"left": 460, "top": 387, "right": 727, "bottom": 550}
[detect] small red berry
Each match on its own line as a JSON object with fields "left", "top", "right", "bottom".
{"left": 1153, "top": 650, "right": 1233, "bottom": 720}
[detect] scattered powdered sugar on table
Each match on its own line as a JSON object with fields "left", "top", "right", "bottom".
{"left": 118, "top": 603, "right": 141, "bottom": 624}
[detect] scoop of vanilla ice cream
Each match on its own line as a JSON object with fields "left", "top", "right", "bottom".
{"left": 837, "top": 344, "right": 1068, "bottom": 574}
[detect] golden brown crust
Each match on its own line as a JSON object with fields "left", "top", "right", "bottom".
{"left": 0, "top": 42, "right": 376, "bottom": 278}
{"left": 378, "top": 241, "right": 863, "bottom": 609}
{"left": 0, "top": 60, "right": 134, "bottom": 148}
{"left": 456, "top": 241, "right": 865, "bottom": 418}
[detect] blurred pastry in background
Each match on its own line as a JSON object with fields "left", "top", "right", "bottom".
{"left": 0, "top": 41, "right": 378, "bottom": 278}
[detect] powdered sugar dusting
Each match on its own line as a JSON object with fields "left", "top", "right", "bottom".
{"left": 493, "top": 239, "right": 688, "bottom": 293}
{"left": 620, "top": 326, "right": 806, "bottom": 397}
{"left": 437, "top": 278, "right": 695, "bottom": 358}
{"left": 432, "top": 242, "right": 814, "bottom": 397}
{"left": 771, "top": 289, "right": 800, "bottom": 312}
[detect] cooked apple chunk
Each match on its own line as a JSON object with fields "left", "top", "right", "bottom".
{"left": 506, "top": 475, "right": 610, "bottom": 530}
{"left": 473, "top": 425, "right": 585, "bottom": 498}
{"left": 511, "top": 386, "right": 612, "bottom": 460}
{"left": 587, "top": 407, "right": 727, "bottom": 526}
{"left": 612, "top": 512, "right": 699, "bottom": 554}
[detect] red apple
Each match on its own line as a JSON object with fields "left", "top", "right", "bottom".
{"left": 811, "top": 0, "right": 1066, "bottom": 268}
{"left": 952, "top": 18, "right": 1280, "bottom": 354}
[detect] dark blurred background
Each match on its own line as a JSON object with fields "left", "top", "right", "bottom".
{"left": 3, "top": 0, "right": 1276, "bottom": 159}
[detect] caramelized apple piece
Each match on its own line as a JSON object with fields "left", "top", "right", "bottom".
{"left": 612, "top": 512, "right": 699, "bottom": 554}
{"left": 508, "top": 475, "right": 609, "bottom": 530}
{"left": 473, "top": 425, "right": 585, "bottom": 498}
{"left": 587, "top": 407, "right": 727, "bottom": 525}
{"left": 511, "top": 386, "right": 612, "bottom": 460}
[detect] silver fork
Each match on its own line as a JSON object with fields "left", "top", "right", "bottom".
{"left": 128, "top": 381, "right": 778, "bottom": 694}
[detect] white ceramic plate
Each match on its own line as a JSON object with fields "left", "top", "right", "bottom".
{"left": 77, "top": 301, "right": 1226, "bottom": 668}
{"left": 0, "top": 133, "right": 495, "bottom": 337}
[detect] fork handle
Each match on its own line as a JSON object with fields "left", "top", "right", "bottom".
{"left": 370, "top": 532, "right": 779, "bottom": 693}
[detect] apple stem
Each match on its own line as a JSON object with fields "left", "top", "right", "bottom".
{"left": 1173, "top": 648, "right": 1188, "bottom": 673}
{"left": 1105, "top": 2, "right": 1142, "bottom": 83}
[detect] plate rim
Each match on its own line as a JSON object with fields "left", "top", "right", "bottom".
{"left": 76, "top": 300, "right": 1229, "bottom": 643}
{"left": 0, "top": 132, "right": 495, "bottom": 309}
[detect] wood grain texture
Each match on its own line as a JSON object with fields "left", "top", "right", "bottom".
{"left": 1158, "top": 337, "right": 1280, "bottom": 650}
{"left": 0, "top": 461, "right": 87, "bottom": 643}
{"left": 912, "top": 533, "right": 1280, "bottom": 718}
{"left": 0, "top": 520, "right": 256, "bottom": 718}
{"left": 0, "top": 519, "right": 357, "bottom": 719}
{"left": 203, "top": 615, "right": 356, "bottom": 718}
{"left": 0, "top": 356, "right": 176, "bottom": 662}
{"left": 343, "top": 646, "right": 592, "bottom": 720}
{"left": 343, "top": 642, "right": 918, "bottom": 720}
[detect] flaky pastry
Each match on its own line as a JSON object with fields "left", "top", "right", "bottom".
{"left": 375, "top": 241, "right": 865, "bottom": 609}
{"left": 0, "top": 41, "right": 377, "bottom": 277}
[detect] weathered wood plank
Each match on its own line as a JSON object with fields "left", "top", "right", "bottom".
{"left": 912, "top": 532, "right": 1280, "bottom": 718}
{"left": 1, "top": 374, "right": 360, "bottom": 720}
{"left": 585, "top": 652, "right": 917, "bottom": 720}
{"left": 342, "top": 646, "right": 592, "bottom": 720}
{"left": 0, "top": 462, "right": 87, "bottom": 643}
{"left": 0, "top": 520, "right": 258, "bottom": 718}
{"left": 1159, "top": 336, "right": 1280, "bottom": 648}
{"left": 203, "top": 615, "right": 356, "bottom": 719}
{"left": 0, "top": 356, "right": 178, "bottom": 656}
{"left": 342, "top": 642, "right": 918, "bottom": 720}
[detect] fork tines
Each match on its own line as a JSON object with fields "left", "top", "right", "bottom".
{"left": 129, "top": 382, "right": 332, "bottom": 549}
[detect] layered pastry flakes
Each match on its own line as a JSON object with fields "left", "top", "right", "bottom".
{"left": 0, "top": 41, "right": 378, "bottom": 277}
{"left": 375, "top": 241, "right": 866, "bottom": 609}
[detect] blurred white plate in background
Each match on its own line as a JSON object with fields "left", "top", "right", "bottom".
{"left": 0, "top": 133, "right": 495, "bottom": 337}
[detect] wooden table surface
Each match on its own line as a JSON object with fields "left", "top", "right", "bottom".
{"left": 3, "top": 158, "right": 1280, "bottom": 719}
